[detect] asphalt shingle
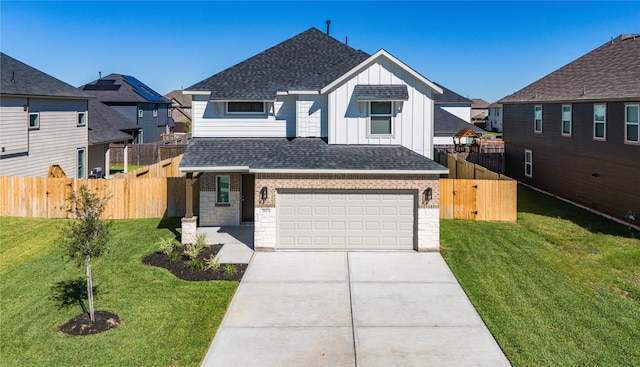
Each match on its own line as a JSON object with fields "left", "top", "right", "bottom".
{"left": 88, "top": 99, "right": 139, "bottom": 144}
{"left": 81, "top": 74, "right": 171, "bottom": 103}
{"left": 435, "top": 107, "right": 485, "bottom": 135}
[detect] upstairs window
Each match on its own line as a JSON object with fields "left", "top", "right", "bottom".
{"left": 534, "top": 105, "right": 542, "bottom": 133}
{"left": 625, "top": 104, "right": 639, "bottom": 143}
{"left": 227, "top": 102, "right": 265, "bottom": 114}
{"left": 29, "top": 113, "right": 40, "bottom": 130}
{"left": 153, "top": 109, "right": 158, "bottom": 118}
{"left": 216, "top": 175, "right": 230, "bottom": 204}
{"left": 168, "top": 107, "right": 172, "bottom": 118}
{"left": 77, "top": 112, "right": 86, "bottom": 127}
{"left": 138, "top": 109, "right": 144, "bottom": 118}
{"left": 593, "top": 104, "right": 606, "bottom": 140}
{"left": 370, "top": 101, "right": 393, "bottom": 135}
{"left": 561, "top": 105, "right": 572, "bottom": 136}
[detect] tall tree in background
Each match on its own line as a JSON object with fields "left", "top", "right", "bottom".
{"left": 60, "top": 185, "right": 112, "bottom": 322}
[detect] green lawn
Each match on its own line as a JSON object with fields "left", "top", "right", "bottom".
{"left": 441, "top": 185, "right": 640, "bottom": 366}
{"left": 109, "top": 164, "right": 146, "bottom": 175}
{"left": 0, "top": 217, "right": 237, "bottom": 367}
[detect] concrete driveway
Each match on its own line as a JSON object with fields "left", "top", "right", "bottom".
{"left": 201, "top": 252, "right": 511, "bottom": 367}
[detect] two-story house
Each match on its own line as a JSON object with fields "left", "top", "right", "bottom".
{"left": 471, "top": 98, "right": 490, "bottom": 128}
{"left": 432, "top": 84, "right": 483, "bottom": 150}
{"left": 165, "top": 90, "right": 192, "bottom": 133}
{"left": 487, "top": 103, "right": 503, "bottom": 132}
{"left": 500, "top": 34, "right": 639, "bottom": 227}
{"left": 0, "top": 53, "right": 92, "bottom": 178}
{"left": 179, "top": 28, "right": 448, "bottom": 251}
{"left": 80, "top": 74, "right": 173, "bottom": 143}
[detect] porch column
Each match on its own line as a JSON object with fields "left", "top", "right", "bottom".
{"left": 123, "top": 143, "right": 129, "bottom": 173}
{"left": 104, "top": 145, "right": 110, "bottom": 178}
{"left": 185, "top": 172, "right": 193, "bottom": 218}
{"left": 181, "top": 172, "right": 197, "bottom": 244}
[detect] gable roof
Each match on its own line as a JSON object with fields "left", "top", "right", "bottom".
{"left": 0, "top": 52, "right": 92, "bottom": 99}
{"left": 81, "top": 73, "right": 170, "bottom": 103}
{"left": 180, "top": 138, "right": 448, "bottom": 174}
{"left": 433, "top": 83, "right": 472, "bottom": 105}
{"left": 186, "top": 28, "right": 370, "bottom": 100}
{"left": 434, "top": 107, "right": 484, "bottom": 136}
{"left": 88, "top": 100, "right": 139, "bottom": 144}
{"left": 164, "top": 90, "right": 191, "bottom": 107}
{"left": 500, "top": 34, "right": 640, "bottom": 103}
{"left": 471, "top": 98, "right": 490, "bottom": 109}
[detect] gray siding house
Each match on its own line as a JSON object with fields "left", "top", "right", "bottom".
{"left": 0, "top": 53, "right": 91, "bottom": 178}
{"left": 80, "top": 74, "right": 173, "bottom": 143}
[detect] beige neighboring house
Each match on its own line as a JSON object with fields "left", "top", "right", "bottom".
{"left": 471, "top": 98, "right": 490, "bottom": 127}
{"left": 0, "top": 53, "right": 92, "bottom": 178}
{"left": 487, "top": 102, "right": 503, "bottom": 132}
{"left": 165, "top": 90, "right": 192, "bottom": 133}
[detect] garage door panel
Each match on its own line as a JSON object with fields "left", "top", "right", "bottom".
{"left": 278, "top": 191, "right": 415, "bottom": 250}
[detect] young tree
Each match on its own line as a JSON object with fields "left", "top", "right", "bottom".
{"left": 60, "top": 185, "right": 112, "bottom": 322}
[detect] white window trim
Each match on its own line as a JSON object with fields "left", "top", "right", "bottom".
{"left": 534, "top": 105, "right": 542, "bottom": 133}
{"left": 77, "top": 147, "right": 86, "bottom": 179}
{"left": 624, "top": 104, "right": 639, "bottom": 144}
{"left": 561, "top": 104, "right": 572, "bottom": 136}
{"left": 216, "top": 175, "right": 231, "bottom": 204}
{"left": 168, "top": 107, "right": 172, "bottom": 118}
{"left": 593, "top": 104, "right": 606, "bottom": 141}
{"left": 524, "top": 149, "right": 532, "bottom": 178}
{"left": 138, "top": 109, "right": 144, "bottom": 118}
{"left": 77, "top": 111, "right": 87, "bottom": 127}
{"left": 368, "top": 101, "right": 394, "bottom": 137}
{"left": 28, "top": 112, "right": 40, "bottom": 130}
{"left": 153, "top": 109, "right": 158, "bottom": 118}
{"left": 226, "top": 101, "right": 266, "bottom": 115}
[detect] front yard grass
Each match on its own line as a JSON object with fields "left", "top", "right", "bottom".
{"left": 0, "top": 217, "right": 237, "bottom": 367}
{"left": 441, "top": 184, "right": 640, "bottom": 366}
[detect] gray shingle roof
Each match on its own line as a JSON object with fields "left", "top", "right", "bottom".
{"left": 434, "top": 107, "right": 485, "bottom": 136}
{"left": 88, "top": 100, "right": 139, "bottom": 144}
{"left": 80, "top": 73, "right": 170, "bottom": 103}
{"left": 500, "top": 34, "right": 640, "bottom": 103}
{"left": 1, "top": 53, "right": 93, "bottom": 99}
{"left": 471, "top": 98, "right": 490, "bottom": 108}
{"left": 354, "top": 85, "right": 409, "bottom": 101}
{"left": 180, "top": 138, "right": 447, "bottom": 173}
{"left": 186, "top": 28, "right": 370, "bottom": 100}
{"left": 433, "top": 82, "right": 472, "bottom": 105}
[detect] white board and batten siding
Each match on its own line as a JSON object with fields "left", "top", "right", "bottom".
{"left": 0, "top": 97, "right": 88, "bottom": 178}
{"left": 192, "top": 95, "right": 291, "bottom": 138}
{"left": 327, "top": 55, "right": 436, "bottom": 159}
{"left": 277, "top": 190, "right": 415, "bottom": 250}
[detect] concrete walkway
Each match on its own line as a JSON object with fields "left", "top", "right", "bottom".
{"left": 201, "top": 252, "right": 511, "bottom": 367}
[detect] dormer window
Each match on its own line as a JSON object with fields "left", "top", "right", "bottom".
{"left": 370, "top": 101, "right": 393, "bottom": 135}
{"left": 227, "top": 102, "right": 265, "bottom": 114}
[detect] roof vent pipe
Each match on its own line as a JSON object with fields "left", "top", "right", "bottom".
{"left": 326, "top": 20, "right": 331, "bottom": 35}
{"left": 99, "top": 71, "right": 102, "bottom": 79}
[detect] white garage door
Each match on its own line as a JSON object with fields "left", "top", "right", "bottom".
{"left": 277, "top": 190, "right": 415, "bottom": 250}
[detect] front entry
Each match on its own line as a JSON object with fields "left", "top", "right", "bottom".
{"left": 241, "top": 174, "right": 255, "bottom": 222}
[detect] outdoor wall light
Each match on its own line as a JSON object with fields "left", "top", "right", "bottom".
{"left": 424, "top": 187, "right": 433, "bottom": 203}
{"left": 23, "top": 105, "right": 28, "bottom": 111}
{"left": 260, "top": 186, "right": 268, "bottom": 202}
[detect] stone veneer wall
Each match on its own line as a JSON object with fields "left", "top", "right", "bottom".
{"left": 198, "top": 172, "right": 242, "bottom": 226}
{"left": 253, "top": 173, "right": 440, "bottom": 251}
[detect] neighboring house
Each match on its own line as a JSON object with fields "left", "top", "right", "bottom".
{"left": 471, "top": 98, "right": 490, "bottom": 127}
{"left": 0, "top": 53, "right": 91, "bottom": 178}
{"left": 499, "top": 34, "right": 640, "bottom": 226}
{"left": 164, "top": 90, "right": 192, "bottom": 133}
{"left": 433, "top": 107, "right": 485, "bottom": 150}
{"left": 434, "top": 83, "right": 472, "bottom": 123}
{"left": 87, "top": 99, "right": 140, "bottom": 177}
{"left": 487, "top": 102, "right": 503, "bottom": 132}
{"left": 180, "top": 27, "right": 448, "bottom": 251}
{"left": 80, "top": 74, "right": 173, "bottom": 143}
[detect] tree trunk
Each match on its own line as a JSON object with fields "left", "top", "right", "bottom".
{"left": 86, "top": 255, "right": 95, "bottom": 322}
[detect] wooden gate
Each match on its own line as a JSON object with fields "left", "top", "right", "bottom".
{"left": 440, "top": 178, "right": 516, "bottom": 221}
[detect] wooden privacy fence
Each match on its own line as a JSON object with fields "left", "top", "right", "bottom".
{"left": 114, "top": 155, "right": 184, "bottom": 179}
{"left": 438, "top": 151, "right": 517, "bottom": 221}
{"left": 110, "top": 142, "right": 187, "bottom": 166}
{"left": 0, "top": 176, "right": 195, "bottom": 219}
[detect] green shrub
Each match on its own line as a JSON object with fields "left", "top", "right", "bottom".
{"left": 184, "top": 233, "right": 206, "bottom": 261}
{"left": 204, "top": 254, "right": 221, "bottom": 271}
{"left": 187, "top": 258, "right": 203, "bottom": 271}
{"left": 158, "top": 237, "right": 176, "bottom": 256}
{"left": 223, "top": 264, "right": 237, "bottom": 277}
{"left": 169, "top": 252, "right": 180, "bottom": 262}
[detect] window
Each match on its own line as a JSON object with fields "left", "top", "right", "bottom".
{"left": 77, "top": 148, "right": 86, "bottom": 178}
{"left": 227, "top": 102, "right": 265, "bottom": 114}
{"left": 534, "top": 105, "right": 542, "bottom": 133}
{"left": 28, "top": 113, "right": 39, "bottom": 130}
{"left": 77, "top": 112, "right": 86, "bottom": 127}
{"left": 625, "top": 104, "right": 639, "bottom": 143}
{"left": 153, "top": 109, "right": 158, "bottom": 118}
{"left": 216, "top": 175, "right": 230, "bottom": 204}
{"left": 184, "top": 107, "right": 191, "bottom": 113}
{"left": 497, "top": 109, "right": 500, "bottom": 117}
{"left": 524, "top": 149, "right": 532, "bottom": 178}
{"left": 370, "top": 101, "right": 393, "bottom": 135}
{"left": 594, "top": 104, "right": 606, "bottom": 140}
{"left": 168, "top": 107, "right": 172, "bottom": 118}
{"left": 138, "top": 109, "right": 144, "bottom": 118}
{"left": 561, "top": 105, "right": 571, "bottom": 136}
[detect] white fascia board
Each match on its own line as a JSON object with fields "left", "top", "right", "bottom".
{"left": 249, "top": 168, "right": 449, "bottom": 175}
{"left": 179, "top": 166, "right": 250, "bottom": 172}
{"left": 182, "top": 90, "right": 211, "bottom": 96}
{"left": 321, "top": 49, "right": 444, "bottom": 95}
{"left": 287, "top": 90, "right": 320, "bottom": 95}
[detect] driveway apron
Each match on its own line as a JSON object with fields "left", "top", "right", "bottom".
{"left": 201, "top": 252, "right": 511, "bottom": 367}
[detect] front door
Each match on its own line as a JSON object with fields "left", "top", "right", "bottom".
{"left": 241, "top": 174, "right": 255, "bottom": 222}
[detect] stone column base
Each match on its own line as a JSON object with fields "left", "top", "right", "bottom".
{"left": 181, "top": 216, "right": 198, "bottom": 245}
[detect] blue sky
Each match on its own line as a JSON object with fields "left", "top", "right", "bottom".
{"left": 1, "top": 1, "right": 638, "bottom": 103}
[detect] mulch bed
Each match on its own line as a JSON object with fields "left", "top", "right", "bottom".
{"left": 60, "top": 311, "right": 121, "bottom": 336}
{"left": 142, "top": 245, "right": 247, "bottom": 282}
